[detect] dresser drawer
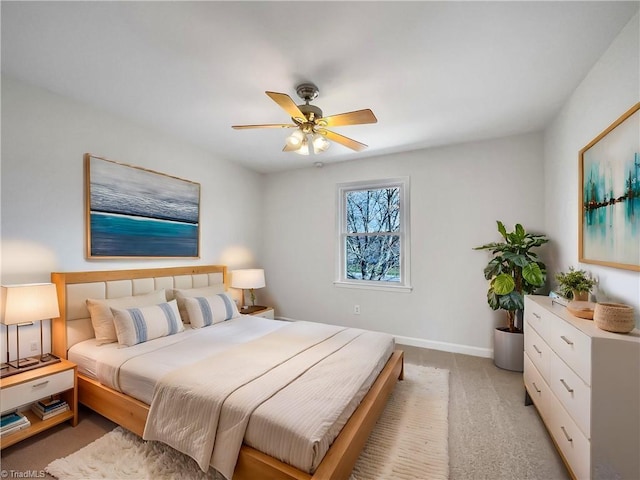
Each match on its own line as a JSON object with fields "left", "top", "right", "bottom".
{"left": 547, "top": 390, "right": 591, "bottom": 480}
{"left": 547, "top": 318, "right": 591, "bottom": 384}
{"left": 524, "top": 354, "right": 551, "bottom": 418}
{"left": 525, "top": 323, "right": 551, "bottom": 381}
{"left": 549, "top": 349, "right": 591, "bottom": 438}
{"left": 525, "top": 297, "right": 548, "bottom": 339}
{"left": 1, "top": 369, "right": 74, "bottom": 413}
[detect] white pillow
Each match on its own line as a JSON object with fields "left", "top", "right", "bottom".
{"left": 173, "top": 285, "right": 225, "bottom": 323}
{"left": 184, "top": 293, "right": 240, "bottom": 328}
{"left": 86, "top": 289, "right": 167, "bottom": 345}
{"left": 111, "top": 300, "right": 184, "bottom": 346}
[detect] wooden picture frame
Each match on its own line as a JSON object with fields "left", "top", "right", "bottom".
{"left": 578, "top": 103, "right": 640, "bottom": 271}
{"left": 85, "top": 154, "right": 201, "bottom": 258}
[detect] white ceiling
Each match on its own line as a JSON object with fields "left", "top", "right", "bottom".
{"left": 2, "top": 2, "right": 638, "bottom": 173}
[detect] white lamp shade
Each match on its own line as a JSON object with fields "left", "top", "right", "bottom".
{"left": 230, "top": 269, "right": 266, "bottom": 289}
{"left": 1, "top": 283, "right": 60, "bottom": 325}
{"left": 312, "top": 133, "right": 330, "bottom": 153}
{"left": 293, "top": 136, "right": 310, "bottom": 156}
{"left": 286, "top": 130, "right": 305, "bottom": 148}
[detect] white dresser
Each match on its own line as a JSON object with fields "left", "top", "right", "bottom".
{"left": 524, "top": 295, "right": 639, "bottom": 480}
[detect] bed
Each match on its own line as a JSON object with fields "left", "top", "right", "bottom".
{"left": 51, "top": 265, "right": 404, "bottom": 480}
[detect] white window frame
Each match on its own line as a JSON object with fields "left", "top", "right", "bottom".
{"left": 335, "top": 177, "right": 412, "bottom": 292}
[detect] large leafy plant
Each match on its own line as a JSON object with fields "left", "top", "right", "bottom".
{"left": 474, "top": 221, "right": 549, "bottom": 332}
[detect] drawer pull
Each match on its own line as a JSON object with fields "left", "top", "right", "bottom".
{"left": 532, "top": 382, "right": 541, "bottom": 393}
{"left": 532, "top": 313, "right": 541, "bottom": 319}
{"left": 560, "top": 378, "right": 574, "bottom": 393}
{"left": 31, "top": 380, "right": 49, "bottom": 388}
{"left": 533, "top": 344, "right": 542, "bottom": 354}
{"left": 560, "top": 335, "right": 574, "bottom": 346}
{"left": 560, "top": 426, "right": 573, "bottom": 442}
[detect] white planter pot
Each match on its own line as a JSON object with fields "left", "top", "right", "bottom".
{"left": 493, "top": 327, "right": 524, "bottom": 372}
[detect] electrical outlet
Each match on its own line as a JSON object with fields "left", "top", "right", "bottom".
{"left": 354, "top": 305, "right": 361, "bottom": 315}
{"left": 30, "top": 341, "right": 38, "bottom": 352}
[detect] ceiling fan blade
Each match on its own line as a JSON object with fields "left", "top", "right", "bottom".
{"left": 232, "top": 123, "right": 297, "bottom": 129}
{"left": 322, "top": 129, "right": 368, "bottom": 151}
{"left": 319, "top": 109, "right": 377, "bottom": 127}
{"left": 265, "top": 92, "right": 307, "bottom": 122}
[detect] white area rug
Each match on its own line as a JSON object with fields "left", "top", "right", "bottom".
{"left": 46, "top": 364, "right": 449, "bottom": 480}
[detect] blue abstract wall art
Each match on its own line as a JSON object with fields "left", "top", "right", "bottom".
{"left": 579, "top": 104, "right": 639, "bottom": 271}
{"left": 86, "top": 154, "right": 200, "bottom": 258}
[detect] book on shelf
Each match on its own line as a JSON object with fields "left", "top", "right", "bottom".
{"left": 32, "top": 402, "right": 68, "bottom": 416}
{"left": 0, "top": 412, "right": 30, "bottom": 436}
{"left": 1, "top": 412, "right": 23, "bottom": 429}
{"left": 31, "top": 402, "right": 69, "bottom": 420}
{"left": 1, "top": 420, "right": 30, "bottom": 437}
{"left": 35, "top": 398, "right": 67, "bottom": 412}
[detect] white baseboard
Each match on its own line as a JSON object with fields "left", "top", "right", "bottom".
{"left": 394, "top": 335, "right": 493, "bottom": 359}
{"left": 274, "top": 317, "right": 493, "bottom": 359}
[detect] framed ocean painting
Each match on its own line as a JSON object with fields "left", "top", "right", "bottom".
{"left": 85, "top": 154, "right": 200, "bottom": 258}
{"left": 579, "top": 103, "right": 640, "bottom": 272}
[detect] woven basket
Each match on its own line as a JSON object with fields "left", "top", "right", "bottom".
{"left": 593, "top": 303, "right": 635, "bottom": 333}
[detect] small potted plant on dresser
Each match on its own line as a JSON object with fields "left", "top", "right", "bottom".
{"left": 474, "top": 221, "right": 548, "bottom": 371}
{"left": 554, "top": 267, "right": 596, "bottom": 302}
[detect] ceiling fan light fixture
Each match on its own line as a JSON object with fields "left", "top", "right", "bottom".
{"left": 286, "top": 129, "right": 305, "bottom": 148}
{"left": 233, "top": 84, "right": 376, "bottom": 155}
{"left": 312, "top": 133, "right": 330, "bottom": 153}
{"left": 294, "top": 136, "right": 310, "bottom": 156}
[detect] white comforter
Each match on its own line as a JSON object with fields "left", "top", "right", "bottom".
{"left": 85, "top": 316, "right": 394, "bottom": 477}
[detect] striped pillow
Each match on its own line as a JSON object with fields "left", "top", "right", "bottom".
{"left": 184, "top": 293, "right": 240, "bottom": 328}
{"left": 172, "top": 285, "right": 225, "bottom": 324}
{"left": 111, "top": 300, "right": 184, "bottom": 346}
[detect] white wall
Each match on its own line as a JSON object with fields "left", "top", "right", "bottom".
{"left": 1, "top": 76, "right": 264, "bottom": 360}
{"left": 2, "top": 13, "right": 635, "bottom": 364}
{"left": 544, "top": 14, "right": 640, "bottom": 326}
{"left": 262, "top": 132, "right": 545, "bottom": 356}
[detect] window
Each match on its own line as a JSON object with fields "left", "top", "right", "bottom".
{"left": 336, "top": 178, "right": 411, "bottom": 291}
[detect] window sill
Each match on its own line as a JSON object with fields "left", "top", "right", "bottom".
{"left": 333, "top": 281, "right": 413, "bottom": 293}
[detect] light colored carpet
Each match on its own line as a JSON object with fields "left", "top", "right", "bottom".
{"left": 46, "top": 364, "right": 449, "bottom": 480}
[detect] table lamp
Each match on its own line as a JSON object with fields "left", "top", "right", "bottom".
{"left": 231, "top": 269, "right": 266, "bottom": 313}
{"left": 1, "top": 283, "right": 60, "bottom": 370}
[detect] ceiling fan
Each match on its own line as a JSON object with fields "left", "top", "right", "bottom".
{"left": 232, "top": 83, "right": 377, "bottom": 155}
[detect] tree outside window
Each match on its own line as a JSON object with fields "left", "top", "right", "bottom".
{"left": 337, "top": 178, "right": 410, "bottom": 290}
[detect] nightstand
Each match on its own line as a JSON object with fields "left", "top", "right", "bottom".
{"left": 0, "top": 358, "right": 78, "bottom": 449}
{"left": 241, "top": 306, "right": 275, "bottom": 319}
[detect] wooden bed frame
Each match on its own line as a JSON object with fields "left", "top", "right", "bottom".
{"left": 51, "top": 265, "right": 404, "bottom": 480}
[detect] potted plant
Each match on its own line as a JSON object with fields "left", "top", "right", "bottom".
{"left": 474, "top": 221, "right": 548, "bottom": 371}
{"left": 555, "top": 267, "right": 596, "bottom": 301}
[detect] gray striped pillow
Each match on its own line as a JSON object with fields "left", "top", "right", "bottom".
{"left": 111, "top": 299, "right": 184, "bottom": 346}
{"left": 184, "top": 293, "right": 240, "bottom": 328}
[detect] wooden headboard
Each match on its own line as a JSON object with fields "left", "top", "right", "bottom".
{"left": 50, "top": 265, "right": 228, "bottom": 359}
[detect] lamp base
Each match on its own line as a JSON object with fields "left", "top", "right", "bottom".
{"left": 8, "top": 357, "right": 39, "bottom": 369}
{"left": 1, "top": 354, "right": 61, "bottom": 378}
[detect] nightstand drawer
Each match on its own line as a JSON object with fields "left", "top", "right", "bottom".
{"left": 256, "top": 309, "right": 274, "bottom": 320}
{"left": 252, "top": 308, "right": 274, "bottom": 319}
{"left": 1, "top": 369, "right": 74, "bottom": 413}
